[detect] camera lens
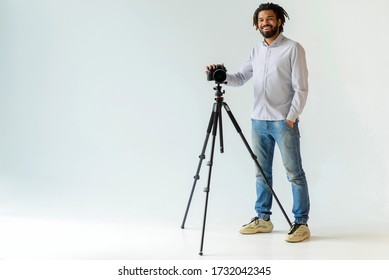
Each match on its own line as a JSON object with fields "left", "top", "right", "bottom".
{"left": 213, "top": 69, "right": 227, "bottom": 83}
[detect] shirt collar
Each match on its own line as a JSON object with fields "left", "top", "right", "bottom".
{"left": 262, "top": 33, "right": 285, "bottom": 47}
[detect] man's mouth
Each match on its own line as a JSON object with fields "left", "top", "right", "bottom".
{"left": 262, "top": 26, "right": 272, "bottom": 31}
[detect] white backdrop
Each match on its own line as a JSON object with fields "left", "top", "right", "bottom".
{"left": 1, "top": 0, "right": 388, "bottom": 236}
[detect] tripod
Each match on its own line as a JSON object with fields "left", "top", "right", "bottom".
{"left": 181, "top": 83, "right": 292, "bottom": 256}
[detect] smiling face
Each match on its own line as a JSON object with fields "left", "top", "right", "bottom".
{"left": 257, "top": 10, "right": 282, "bottom": 43}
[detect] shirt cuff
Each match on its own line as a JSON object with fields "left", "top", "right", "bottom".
{"left": 286, "top": 112, "right": 299, "bottom": 123}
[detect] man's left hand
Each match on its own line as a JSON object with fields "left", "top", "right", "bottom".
{"left": 285, "top": 119, "right": 295, "bottom": 128}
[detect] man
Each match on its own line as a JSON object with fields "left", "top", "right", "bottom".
{"left": 206, "top": 3, "right": 310, "bottom": 242}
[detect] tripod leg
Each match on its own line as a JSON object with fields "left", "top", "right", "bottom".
{"left": 218, "top": 106, "right": 224, "bottom": 153}
{"left": 181, "top": 106, "right": 215, "bottom": 229}
{"left": 199, "top": 102, "right": 221, "bottom": 256}
{"left": 222, "top": 102, "right": 292, "bottom": 227}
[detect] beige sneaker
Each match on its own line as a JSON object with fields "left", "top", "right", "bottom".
{"left": 239, "top": 217, "right": 273, "bottom": 234}
{"left": 284, "top": 223, "right": 310, "bottom": 242}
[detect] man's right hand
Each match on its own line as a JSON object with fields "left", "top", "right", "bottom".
{"left": 205, "top": 64, "right": 224, "bottom": 74}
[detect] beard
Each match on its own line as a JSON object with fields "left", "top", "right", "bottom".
{"left": 260, "top": 24, "right": 279, "bottom": 38}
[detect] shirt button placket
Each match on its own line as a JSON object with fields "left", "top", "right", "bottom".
{"left": 262, "top": 47, "right": 271, "bottom": 115}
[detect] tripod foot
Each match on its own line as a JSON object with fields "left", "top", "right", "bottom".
{"left": 199, "top": 252, "right": 203, "bottom": 256}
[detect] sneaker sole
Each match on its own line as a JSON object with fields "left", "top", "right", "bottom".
{"left": 239, "top": 229, "right": 273, "bottom": 234}
{"left": 284, "top": 234, "right": 310, "bottom": 243}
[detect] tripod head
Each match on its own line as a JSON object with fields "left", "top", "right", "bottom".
{"left": 213, "top": 82, "right": 227, "bottom": 101}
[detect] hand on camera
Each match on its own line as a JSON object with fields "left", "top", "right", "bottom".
{"left": 205, "top": 64, "right": 224, "bottom": 74}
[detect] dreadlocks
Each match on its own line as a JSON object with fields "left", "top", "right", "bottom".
{"left": 253, "top": 3, "right": 290, "bottom": 32}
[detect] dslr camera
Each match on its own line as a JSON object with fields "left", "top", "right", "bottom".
{"left": 207, "top": 64, "right": 227, "bottom": 83}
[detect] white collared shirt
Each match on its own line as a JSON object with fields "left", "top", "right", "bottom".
{"left": 226, "top": 33, "right": 308, "bottom": 122}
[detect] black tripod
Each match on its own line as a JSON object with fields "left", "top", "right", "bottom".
{"left": 181, "top": 83, "right": 292, "bottom": 256}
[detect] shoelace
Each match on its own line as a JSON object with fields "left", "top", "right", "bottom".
{"left": 242, "top": 217, "right": 259, "bottom": 227}
{"left": 288, "top": 223, "right": 308, "bottom": 235}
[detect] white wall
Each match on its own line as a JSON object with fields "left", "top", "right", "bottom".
{"left": 1, "top": 0, "right": 388, "bottom": 228}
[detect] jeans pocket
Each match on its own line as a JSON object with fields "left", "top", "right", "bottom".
{"left": 282, "top": 120, "right": 295, "bottom": 131}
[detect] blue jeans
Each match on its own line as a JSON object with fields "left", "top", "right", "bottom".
{"left": 251, "top": 119, "right": 310, "bottom": 224}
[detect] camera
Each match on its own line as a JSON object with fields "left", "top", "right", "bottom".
{"left": 207, "top": 64, "right": 227, "bottom": 83}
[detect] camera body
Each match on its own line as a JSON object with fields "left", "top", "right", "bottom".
{"left": 207, "top": 64, "right": 227, "bottom": 83}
